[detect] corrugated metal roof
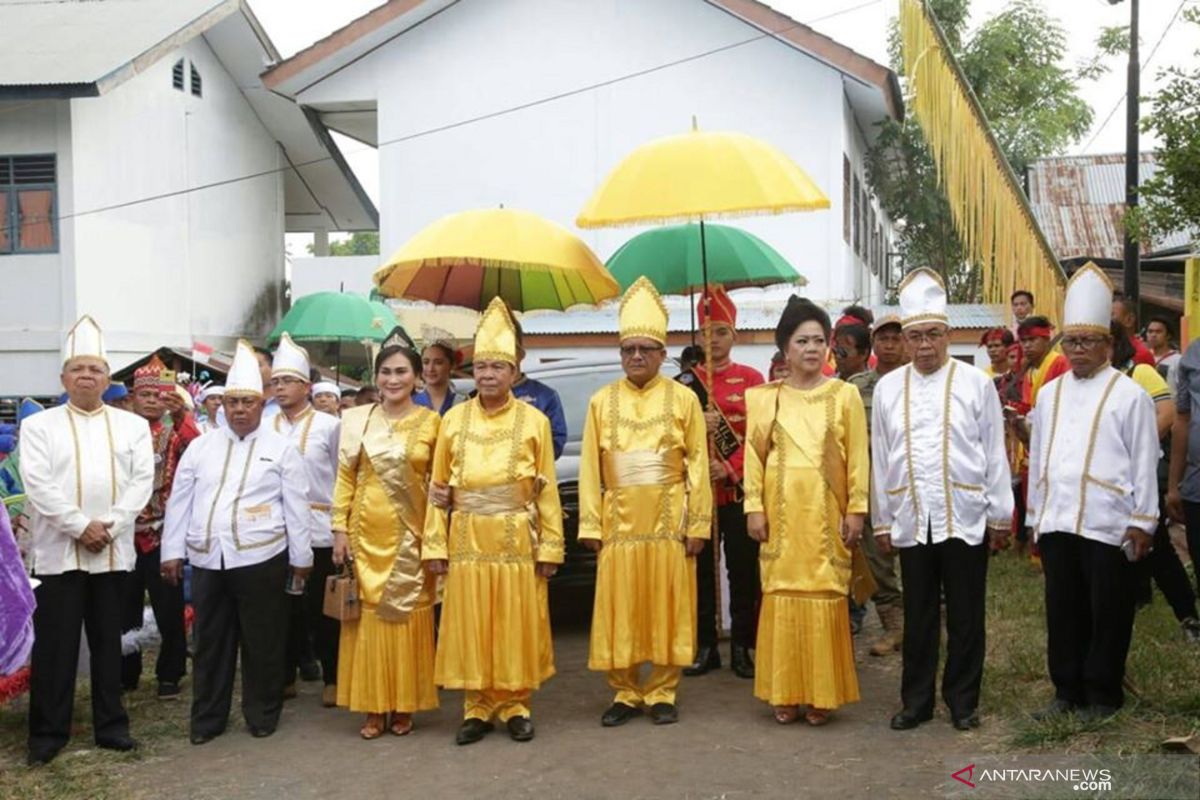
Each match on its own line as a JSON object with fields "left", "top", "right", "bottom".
{"left": 0, "top": 0, "right": 232, "bottom": 88}
{"left": 517, "top": 287, "right": 1004, "bottom": 334}
{"left": 1028, "top": 152, "right": 1195, "bottom": 260}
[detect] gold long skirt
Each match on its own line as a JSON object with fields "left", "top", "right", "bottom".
{"left": 336, "top": 602, "right": 439, "bottom": 714}
{"left": 754, "top": 591, "right": 860, "bottom": 709}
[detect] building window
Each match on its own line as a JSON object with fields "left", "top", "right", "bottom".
{"left": 1, "top": 155, "right": 57, "bottom": 254}
{"left": 852, "top": 174, "right": 861, "bottom": 256}
{"left": 868, "top": 206, "right": 878, "bottom": 275}
{"left": 172, "top": 58, "right": 185, "bottom": 91}
{"left": 842, "top": 156, "right": 851, "bottom": 244}
{"left": 190, "top": 64, "right": 202, "bottom": 97}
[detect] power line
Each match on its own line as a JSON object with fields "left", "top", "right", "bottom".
{"left": 1081, "top": 0, "right": 1189, "bottom": 153}
{"left": 42, "top": 2, "right": 884, "bottom": 225}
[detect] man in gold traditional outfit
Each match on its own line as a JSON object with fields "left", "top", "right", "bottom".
{"left": 578, "top": 277, "right": 712, "bottom": 727}
{"left": 423, "top": 297, "right": 564, "bottom": 746}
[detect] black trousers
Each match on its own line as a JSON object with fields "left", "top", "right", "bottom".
{"left": 1040, "top": 533, "right": 1137, "bottom": 709}
{"left": 28, "top": 570, "right": 129, "bottom": 755}
{"left": 1179, "top": 501, "right": 1200, "bottom": 600}
{"left": 696, "top": 502, "right": 760, "bottom": 649}
{"left": 120, "top": 548, "right": 188, "bottom": 688}
{"left": 1136, "top": 517, "right": 1198, "bottom": 622}
{"left": 287, "top": 546, "right": 339, "bottom": 686}
{"left": 898, "top": 538, "right": 989, "bottom": 719}
{"left": 190, "top": 552, "right": 289, "bottom": 737}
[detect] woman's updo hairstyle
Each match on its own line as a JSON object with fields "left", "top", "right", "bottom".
{"left": 374, "top": 326, "right": 423, "bottom": 378}
{"left": 774, "top": 296, "right": 832, "bottom": 352}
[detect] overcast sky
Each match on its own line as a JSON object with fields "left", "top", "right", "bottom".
{"left": 248, "top": 0, "right": 1196, "bottom": 233}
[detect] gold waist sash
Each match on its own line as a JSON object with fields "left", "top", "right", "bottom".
{"left": 601, "top": 450, "right": 685, "bottom": 489}
{"left": 452, "top": 478, "right": 537, "bottom": 515}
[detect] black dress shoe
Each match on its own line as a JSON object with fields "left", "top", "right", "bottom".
{"left": 506, "top": 716, "right": 535, "bottom": 742}
{"left": 299, "top": 658, "right": 322, "bottom": 682}
{"left": 27, "top": 747, "right": 61, "bottom": 766}
{"left": 96, "top": 735, "right": 138, "bottom": 752}
{"left": 601, "top": 702, "right": 642, "bottom": 727}
{"left": 951, "top": 713, "right": 980, "bottom": 731}
{"left": 1030, "top": 698, "right": 1075, "bottom": 721}
{"left": 456, "top": 718, "right": 494, "bottom": 746}
{"left": 649, "top": 703, "right": 679, "bottom": 725}
{"left": 731, "top": 645, "right": 755, "bottom": 679}
{"left": 248, "top": 726, "right": 275, "bottom": 738}
{"left": 1077, "top": 704, "right": 1119, "bottom": 724}
{"left": 683, "top": 646, "right": 721, "bottom": 676}
{"left": 157, "top": 681, "right": 181, "bottom": 701}
{"left": 890, "top": 709, "right": 932, "bottom": 730}
{"left": 190, "top": 731, "right": 219, "bottom": 746}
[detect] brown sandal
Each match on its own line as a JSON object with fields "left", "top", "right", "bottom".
{"left": 389, "top": 713, "right": 413, "bottom": 736}
{"left": 804, "top": 708, "right": 831, "bottom": 726}
{"left": 360, "top": 714, "right": 386, "bottom": 740}
{"left": 773, "top": 705, "right": 800, "bottom": 725}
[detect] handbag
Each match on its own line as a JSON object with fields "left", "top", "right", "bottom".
{"left": 323, "top": 563, "right": 361, "bottom": 621}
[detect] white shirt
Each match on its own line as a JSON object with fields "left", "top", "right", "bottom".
{"left": 162, "top": 423, "right": 312, "bottom": 570}
{"left": 871, "top": 359, "right": 1013, "bottom": 547}
{"left": 272, "top": 405, "right": 340, "bottom": 548}
{"left": 19, "top": 404, "right": 154, "bottom": 575}
{"left": 1027, "top": 366, "right": 1160, "bottom": 547}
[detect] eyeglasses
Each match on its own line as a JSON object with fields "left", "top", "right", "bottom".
{"left": 1060, "top": 336, "right": 1108, "bottom": 351}
{"left": 620, "top": 344, "right": 665, "bottom": 357}
{"left": 270, "top": 376, "right": 305, "bottom": 387}
{"left": 904, "top": 328, "right": 947, "bottom": 344}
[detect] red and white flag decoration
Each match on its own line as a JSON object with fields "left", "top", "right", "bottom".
{"left": 191, "top": 340, "right": 214, "bottom": 365}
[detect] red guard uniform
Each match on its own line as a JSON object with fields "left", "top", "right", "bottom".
{"left": 681, "top": 286, "right": 764, "bottom": 676}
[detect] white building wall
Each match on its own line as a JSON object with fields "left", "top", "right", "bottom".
{"left": 67, "top": 36, "right": 284, "bottom": 379}
{"left": 301, "top": 0, "right": 884, "bottom": 307}
{"left": 0, "top": 100, "right": 75, "bottom": 395}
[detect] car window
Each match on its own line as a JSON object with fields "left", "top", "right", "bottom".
{"left": 535, "top": 366, "right": 625, "bottom": 443}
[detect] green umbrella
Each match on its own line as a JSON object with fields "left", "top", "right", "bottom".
{"left": 268, "top": 292, "right": 398, "bottom": 344}
{"left": 606, "top": 222, "right": 804, "bottom": 294}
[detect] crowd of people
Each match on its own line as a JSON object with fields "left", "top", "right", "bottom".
{"left": 3, "top": 262, "right": 1198, "bottom": 768}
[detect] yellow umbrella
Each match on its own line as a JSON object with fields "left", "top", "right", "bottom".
{"left": 576, "top": 128, "right": 829, "bottom": 227}
{"left": 374, "top": 208, "right": 619, "bottom": 313}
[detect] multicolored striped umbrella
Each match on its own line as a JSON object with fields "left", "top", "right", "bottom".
{"left": 373, "top": 208, "right": 619, "bottom": 312}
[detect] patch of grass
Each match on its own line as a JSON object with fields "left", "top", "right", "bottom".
{"left": 0, "top": 661, "right": 189, "bottom": 800}
{"left": 983, "top": 552, "right": 1200, "bottom": 753}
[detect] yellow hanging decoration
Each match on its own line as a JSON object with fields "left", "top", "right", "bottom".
{"left": 899, "top": 0, "right": 1066, "bottom": 323}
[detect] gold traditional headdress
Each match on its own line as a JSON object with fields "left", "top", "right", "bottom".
{"left": 618, "top": 276, "right": 668, "bottom": 345}
{"left": 473, "top": 297, "right": 519, "bottom": 366}
{"left": 1062, "top": 262, "right": 1113, "bottom": 336}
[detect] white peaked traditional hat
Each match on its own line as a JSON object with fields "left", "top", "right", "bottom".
{"left": 898, "top": 268, "right": 949, "bottom": 329}
{"left": 1062, "top": 262, "right": 1113, "bottom": 336}
{"left": 62, "top": 315, "right": 108, "bottom": 365}
{"left": 271, "top": 333, "right": 310, "bottom": 381}
{"left": 226, "top": 340, "right": 263, "bottom": 398}
{"left": 311, "top": 381, "right": 341, "bottom": 398}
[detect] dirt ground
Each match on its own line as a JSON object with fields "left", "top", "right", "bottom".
{"left": 118, "top": 600, "right": 995, "bottom": 800}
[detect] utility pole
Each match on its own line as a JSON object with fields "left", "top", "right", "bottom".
{"left": 1112, "top": 0, "right": 1141, "bottom": 303}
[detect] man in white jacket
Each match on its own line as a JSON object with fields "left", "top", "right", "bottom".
{"left": 21, "top": 316, "right": 154, "bottom": 765}
{"left": 871, "top": 269, "right": 1013, "bottom": 733}
{"left": 162, "top": 341, "right": 312, "bottom": 744}
{"left": 1027, "top": 264, "right": 1160, "bottom": 723}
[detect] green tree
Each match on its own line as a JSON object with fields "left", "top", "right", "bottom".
{"left": 306, "top": 231, "right": 380, "bottom": 256}
{"left": 1128, "top": 8, "right": 1200, "bottom": 246}
{"left": 866, "top": 0, "right": 1097, "bottom": 300}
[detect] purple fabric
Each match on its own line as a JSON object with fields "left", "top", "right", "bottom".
{"left": 0, "top": 505, "right": 35, "bottom": 675}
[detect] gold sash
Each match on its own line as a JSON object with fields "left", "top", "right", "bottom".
{"left": 601, "top": 450, "right": 685, "bottom": 489}
{"left": 452, "top": 477, "right": 547, "bottom": 551}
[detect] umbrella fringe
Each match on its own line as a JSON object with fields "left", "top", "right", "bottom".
{"left": 576, "top": 201, "right": 831, "bottom": 230}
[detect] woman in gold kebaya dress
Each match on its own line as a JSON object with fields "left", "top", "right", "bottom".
{"left": 332, "top": 329, "right": 440, "bottom": 739}
{"left": 744, "top": 297, "right": 869, "bottom": 726}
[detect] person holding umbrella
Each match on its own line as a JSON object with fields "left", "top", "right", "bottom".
{"left": 678, "top": 286, "right": 764, "bottom": 679}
